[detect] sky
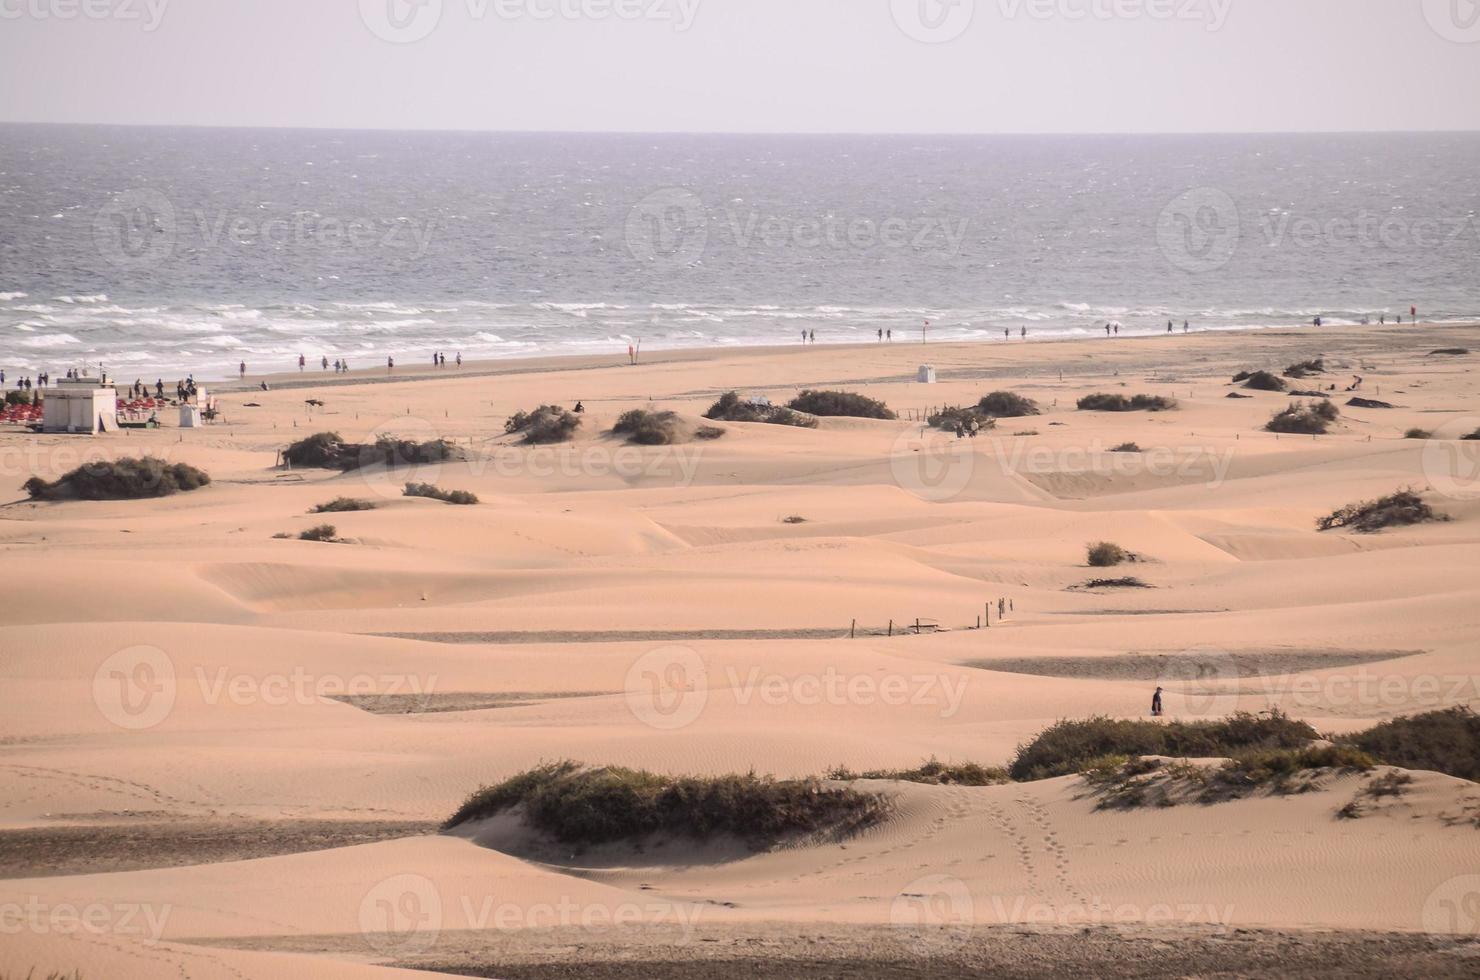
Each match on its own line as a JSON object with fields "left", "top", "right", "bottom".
{"left": 1, "top": 0, "right": 1479, "bottom": 133}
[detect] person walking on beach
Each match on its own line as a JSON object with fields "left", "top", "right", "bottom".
{"left": 1152, "top": 687, "right": 1164, "bottom": 717}
{"left": 456, "top": 352, "right": 462, "bottom": 368}
{"left": 239, "top": 361, "right": 246, "bottom": 380}
{"left": 878, "top": 329, "right": 884, "bottom": 342}
{"left": 387, "top": 356, "right": 394, "bottom": 374}
{"left": 322, "top": 356, "right": 329, "bottom": 371}
{"left": 1021, "top": 326, "right": 1027, "bottom": 339}
{"left": 887, "top": 329, "right": 893, "bottom": 342}
{"left": 298, "top": 354, "right": 305, "bottom": 372}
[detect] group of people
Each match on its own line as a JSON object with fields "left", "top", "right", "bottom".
{"left": 1, "top": 370, "right": 48, "bottom": 391}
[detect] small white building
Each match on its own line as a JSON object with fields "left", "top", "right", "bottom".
{"left": 917, "top": 365, "right": 938, "bottom": 384}
{"left": 43, "top": 377, "right": 117, "bottom": 434}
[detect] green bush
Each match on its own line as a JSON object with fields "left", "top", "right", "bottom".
{"left": 443, "top": 761, "right": 887, "bottom": 846}
{"left": 613, "top": 409, "right": 682, "bottom": 446}
{"left": 24, "top": 458, "right": 210, "bottom": 501}
{"left": 311, "top": 498, "right": 377, "bottom": 514}
{"left": 1266, "top": 401, "right": 1339, "bottom": 434}
{"left": 506, "top": 405, "right": 582, "bottom": 445}
{"left": 285, "top": 432, "right": 461, "bottom": 471}
{"left": 787, "top": 390, "right": 896, "bottom": 420}
{"left": 1009, "top": 711, "right": 1317, "bottom": 782}
{"left": 1087, "top": 541, "right": 1129, "bottom": 567}
{"left": 704, "top": 392, "right": 818, "bottom": 428}
{"left": 1077, "top": 393, "right": 1177, "bottom": 412}
{"left": 1316, "top": 489, "right": 1445, "bottom": 533}
{"left": 976, "top": 391, "right": 1041, "bottom": 418}
{"left": 4, "top": 389, "right": 34, "bottom": 407}
{"left": 1342, "top": 708, "right": 1480, "bottom": 782}
{"left": 298, "top": 524, "right": 339, "bottom": 542}
{"left": 826, "top": 758, "right": 1010, "bottom": 786}
{"left": 1240, "top": 371, "right": 1287, "bottom": 392}
{"left": 404, "top": 482, "right": 479, "bottom": 506}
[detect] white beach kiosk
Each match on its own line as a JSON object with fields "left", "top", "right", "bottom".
{"left": 43, "top": 376, "right": 117, "bottom": 435}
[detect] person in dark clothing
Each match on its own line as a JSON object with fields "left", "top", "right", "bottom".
{"left": 1152, "top": 687, "right": 1164, "bottom": 717}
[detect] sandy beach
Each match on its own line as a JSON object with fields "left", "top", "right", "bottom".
{"left": 3, "top": 321, "right": 1479, "bottom": 979}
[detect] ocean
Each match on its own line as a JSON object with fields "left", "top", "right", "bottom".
{"left": 1, "top": 125, "right": 1477, "bottom": 381}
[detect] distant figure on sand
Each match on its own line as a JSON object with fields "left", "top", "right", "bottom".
{"left": 298, "top": 354, "right": 305, "bottom": 372}
{"left": 239, "top": 361, "right": 246, "bottom": 379}
{"left": 387, "top": 356, "right": 394, "bottom": 374}
{"left": 1152, "top": 687, "right": 1164, "bottom": 717}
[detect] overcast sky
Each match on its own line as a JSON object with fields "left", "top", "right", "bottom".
{"left": 2, "top": 0, "right": 1479, "bottom": 133}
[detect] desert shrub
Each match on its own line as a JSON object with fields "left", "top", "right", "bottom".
{"left": 976, "top": 391, "right": 1041, "bottom": 418}
{"left": 1080, "top": 577, "right": 1151, "bottom": 589}
{"left": 284, "top": 432, "right": 461, "bottom": 470}
{"left": 1404, "top": 429, "right": 1432, "bottom": 440}
{"left": 826, "top": 758, "right": 1010, "bottom": 787}
{"left": 1109, "top": 442, "right": 1141, "bottom": 453}
{"left": 1284, "top": 359, "right": 1326, "bottom": 379}
{"left": 4, "top": 389, "right": 34, "bottom": 407}
{"left": 1086, "top": 541, "right": 1129, "bottom": 567}
{"left": 443, "top": 761, "right": 887, "bottom": 846}
{"left": 613, "top": 409, "right": 682, "bottom": 446}
{"left": 505, "top": 405, "right": 582, "bottom": 444}
{"left": 1077, "top": 393, "right": 1177, "bottom": 412}
{"left": 1009, "top": 711, "right": 1317, "bottom": 782}
{"left": 1342, "top": 708, "right": 1480, "bottom": 782}
{"left": 1241, "top": 371, "right": 1287, "bottom": 392}
{"left": 1316, "top": 489, "right": 1445, "bottom": 533}
{"left": 311, "top": 498, "right": 377, "bottom": 514}
{"left": 788, "top": 390, "right": 896, "bottom": 420}
{"left": 782, "top": 515, "right": 808, "bottom": 524}
{"left": 404, "top": 482, "right": 479, "bottom": 506}
{"left": 704, "top": 391, "right": 818, "bottom": 428}
{"left": 298, "top": 524, "right": 339, "bottom": 542}
{"left": 1266, "top": 401, "right": 1339, "bottom": 434}
{"left": 1464, "top": 428, "right": 1480, "bottom": 441}
{"left": 1428, "top": 348, "right": 1470, "bottom": 357}
{"left": 24, "top": 457, "right": 210, "bottom": 501}
{"left": 695, "top": 425, "right": 725, "bottom": 440}
{"left": 928, "top": 406, "right": 994, "bottom": 432}
{"left": 1219, "top": 744, "right": 1377, "bottom": 788}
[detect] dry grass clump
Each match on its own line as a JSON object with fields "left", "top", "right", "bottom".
{"left": 1079, "top": 577, "right": 1152, "bottom": 590}
{"left": 1464, "top": 428, "right": 1480, "bottom": 441}
{"left": 1077, "top": 393, "right": 1178, "bottom": 412}
{"left": 298, "top": 524, "right": 340, "bottom": 542}
{"left": 1266, "top": 400, "right": 1339, "bottom": 434}
{"left": 1087, "top": 541, "right": 1130, "bottom": 567}
{"left": 1109, "top": 442, "right": 1141, "bottom": 453}
{"left": 613, "top": 408, "right": 682, "bottom": 445}
{"left": 506, "top": 406, "right": 582, "bottom": 445}
{"left": 1284, "top": 358, "right": 1326, "bottom": 378}
{"left": 404, "top": 482, "right": 479, "bottom": 506}
{"left": 443, "top": 761, "right": 886, "bottom": 846}
{"left": 705, "top": 391, "right": 819, "bottom": 428}
{"left": 311, "top": 497, "right": 377, "bottom": 514}
{"left": 1404, "top": 428, "right": 1432, "bottom": 440}
{"left": 976, "top": 391, "right": 1041, "bottom": 418}
{"left": 1087, "top": 745, "right": 1378, "bottom": 810}
{"left": 1316, "top": 488, "right": 1446, "bottom": 533}
{"left": 1009, "top": 711, "right": 1317, "bottom": 782}
{"left": 284, "top": 432, "right": 462, "bottom": 470}
{"left": 24, "top": 458, "right": 210, "bottom": 501}
{"left": 787, "top": 390, "right": 896, "bottom": 420}
{"left": 826, "top": 758, "right": 1010, "bottom": 786}
{"left": 1340, "top": 708, "right": 1480, "bottom": 782}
